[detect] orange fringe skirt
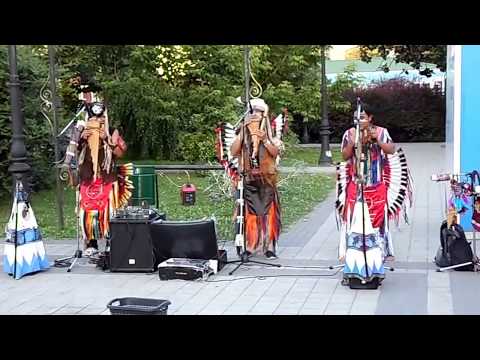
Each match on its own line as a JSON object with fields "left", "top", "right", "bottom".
{"left": 244, "top": 181, "right": 281, "bottom": 254}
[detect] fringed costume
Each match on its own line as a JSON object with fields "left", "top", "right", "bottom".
{"left": 243, "top": 178, "right": 281, "bottom": 254}
{"left": 77, "top": 143, "right": 133, "bottom": 249}
{"left": 216, "top": 99, "right": 287, "bottom": 257}
{"left": 335, "top": 126, "right": 413, "bottom": 283}
{"left": 3, "top": 181, "right": 50, "bottom": 279}
{"left": 64, "top": 95, "right": 133, "bottom": 253}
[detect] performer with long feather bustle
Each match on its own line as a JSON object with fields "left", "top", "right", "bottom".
{"left": 63, "top": 92, "right": 133, "bottom": 256}
{"left": 335, "top": 103, "right": 413, "bottom": 286}
{"left": 216, "top": 98, "right": 287, "bottom": 259}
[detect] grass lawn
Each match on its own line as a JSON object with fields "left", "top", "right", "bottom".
{"left": 0, "top": 172, "right": 335, "bottom": 241}
{"left": 155, "top": 172, "right": 335, "bottom": 242}
{"left": 122, "top": 146, "right": 344, "bottom": 168}
{"left": 281, "top": 146, "right": 343, "bottom": 166}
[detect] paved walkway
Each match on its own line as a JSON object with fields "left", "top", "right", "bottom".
{"left": 2, "top": 143, "right": 479, "bottom": 315}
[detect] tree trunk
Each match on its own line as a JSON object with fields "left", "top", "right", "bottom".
{"left": 302, "top": 118, "right": 310, "bottom": 143}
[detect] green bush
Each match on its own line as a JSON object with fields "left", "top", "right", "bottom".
{"left": 103, "top": 77, "right": 180, "bottom": 160}
{"left": 178, "top": 132, "right": 216, "bottom": 163}
{"left": 328, "top": 78, "right": 445, "bottom": 143}
{"left": 281, "top": 128, "right": 300, "bottom": 158}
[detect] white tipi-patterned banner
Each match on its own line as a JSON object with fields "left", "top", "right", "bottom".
{"left": 3, "top": 181, "right": 49, "bottom": 279}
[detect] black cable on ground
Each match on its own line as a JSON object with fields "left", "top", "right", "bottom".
{"left": 53, "top": 259, "right": 72, "bottom": 268}
{"left": 279, "top": 265, "right": 334, "bottom": 270}
{"left": 205, "top": 268, "right": 342, "bottom": 283}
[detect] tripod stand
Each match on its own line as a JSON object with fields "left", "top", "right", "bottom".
{"left": 467, "top": 171, "right": 480, "bottom": 272}
{"left": 54, "top": 185, "right": 83, "bottom": 272}
{"left": 12, "top": 178, "right": 21, "bottom": 280}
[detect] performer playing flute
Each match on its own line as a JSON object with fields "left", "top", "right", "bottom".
{"left": 64, "top": 93, "right": 132, "bottom": 256}
{"left": 215, "top": 98, "right": 285, "bottom": 259}
{"left": 336, "top": 103, "right": 413, "bottom": 286}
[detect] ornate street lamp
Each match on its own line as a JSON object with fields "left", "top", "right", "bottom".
{"left": 318, "top": 45, "right": 332, "bottom": 166}
{"left": 8, "top": 45, "right": 30, "bottom": 182}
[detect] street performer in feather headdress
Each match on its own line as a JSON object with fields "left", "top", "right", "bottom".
{"left": 227, "top": 98, "right": 284, "bottom": 259}
{"left": 335, "top": 103, "right": 413, "bottom": 286}
{"left": 63, "top": 92, "right": 133, "bottom": 257}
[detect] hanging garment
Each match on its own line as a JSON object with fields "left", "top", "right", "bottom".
{"left": 79, "top": 163, "right": 133, "bottom": 244}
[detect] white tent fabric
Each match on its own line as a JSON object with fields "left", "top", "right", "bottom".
{"left": 3, "top": 181, "right": 49, "bottom": 279}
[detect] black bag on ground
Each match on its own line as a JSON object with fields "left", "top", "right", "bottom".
{"left": 435, "top": 220, "right": 474, "bottom": 271}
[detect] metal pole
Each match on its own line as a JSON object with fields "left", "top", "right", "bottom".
{"left": 48, "top": 45, "right": 65, "bottom": 229}
{"left": 7, "top": 45, "right": 30, "bottom": 280}
{"left": 7, "top": 45, "right": 30, "bottom": 179}
{"left": 244, "top": 46, "right": 250, "bottom": 106}
{"left": 318, "top": 45, "right": 332, "bottom": 165}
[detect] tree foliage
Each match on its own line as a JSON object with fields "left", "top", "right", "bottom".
{"left": 358, "top": 45, "right": 446, "bottom": 76}
{"left": 329, "top": 77, "right": 445, "bottom": 143}
{"left": 0, "top": 45, "right": 53, "bottom": 199}
{"left": 0, "top": 44, "right": 446, "bottom": 199}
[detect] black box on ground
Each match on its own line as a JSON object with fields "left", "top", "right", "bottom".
{"left": 158, "top": 258, "right": 213, "bottom": 281}
{"left": 109, "top": 211, "right": 166, "bottom": 272}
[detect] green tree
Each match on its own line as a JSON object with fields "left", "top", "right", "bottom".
{"left": 328, "top": 64, "right": 365, "bottom": 112}
{"left": 0, "top": 45, "right": 53, "bottom": 199}
{"left": 358, "top": 45, "right": 446, "bottom": 77}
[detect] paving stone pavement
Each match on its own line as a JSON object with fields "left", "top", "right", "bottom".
{"left": 2, "top": 143, "right": 479, "bottom": 315}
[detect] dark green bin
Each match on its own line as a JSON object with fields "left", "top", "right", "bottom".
{"left": 131, "top": 165, "right": 159, "bottom": 208}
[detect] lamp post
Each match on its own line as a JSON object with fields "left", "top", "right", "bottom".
{"left": 7, "top": 45, "right": 30, "bottom": 280}
{"left": 7, "top": 45, "right": 30, "bottom": 184}
{"left": 318, "top": 45, "right": 332, "bottom": 166}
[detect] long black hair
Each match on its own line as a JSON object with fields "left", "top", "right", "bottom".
{"left": 354, "top": 102, "right": 375, "bottom": 123}
{"left": 361, "top": 103, "right": 374, "bottom": 118}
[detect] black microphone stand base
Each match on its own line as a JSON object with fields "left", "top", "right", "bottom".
{"left": 54, "top": 249, "right": 83, "bottom": 272}
{"left": 348, "top": 277, "right": 381, "bottom": 290}
{"left": 53, "top": 185, "right": 84, "bottom": 273}
{"left": 226, "top": 251, "right": 281, "bottom": 276}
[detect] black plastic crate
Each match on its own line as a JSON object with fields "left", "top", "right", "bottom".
{"left": 107, "top": 297, "right": 171, "bottom": 315}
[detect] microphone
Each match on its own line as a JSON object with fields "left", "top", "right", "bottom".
{"left": 354, "top": 97, "right": 362, "bottom": 125}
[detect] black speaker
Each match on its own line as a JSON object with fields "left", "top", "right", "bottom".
{"left": 150, "top": 219, "right": 219, "bottom": 269}
{"left": 110, "top": 213, "right": 165, "bottom": 272}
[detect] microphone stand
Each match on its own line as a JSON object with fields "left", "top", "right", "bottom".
{"left": 466, "top": 171, "right": 480, "bottom": 271}
{"left": 226, "top": 46, "right": 281, "bottom": 275}
{"left": 53, "top": 182, "right": 83, "bottom": 272}
{"left": 53, "top": 103, "right": 88, "bottom": 271}
{"left": 227, "top": 100, "right": 282, "bottom": 275}
{"left": 57, "top": 103, "right": 86, "bottom": 138}
{"left": 13, "top": 180, "right": 20, "bottom": 280}
{"left": 335, "top": 99, "right": 394, "bottom": 285}
{"left": 354, "top": 98, "right": 370, "bottom": 283}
